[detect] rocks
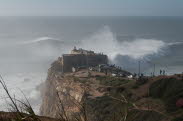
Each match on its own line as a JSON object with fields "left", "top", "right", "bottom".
{"left": 40, "top": 59, "right": 175, "bottom": 121}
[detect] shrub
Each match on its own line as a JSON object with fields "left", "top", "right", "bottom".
{"left": 136, "top": 77, "right": 148, "bottom": 85}
{"left": 149, "top": 77, "right": 183, "bottom": 112}
{"left": 172, "top": 115, "right": 183, "bottom": 121}
{"left": 96, "top": 76, "right": 130, "bottom": 86}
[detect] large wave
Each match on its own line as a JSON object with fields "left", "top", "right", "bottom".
{"left": 79, "top": 26, "right": 183, "bottom": 73}
{"left": 80, "top": 26, "right": 167, "bottom": 60}
{"left": 20, "top": 37, "right": 62, "bottom": 45}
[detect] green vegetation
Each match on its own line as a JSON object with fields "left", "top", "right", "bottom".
{"left": 73, "top": 77, "right": 88, "bottom": 83}
{"left": 85, "top": 95, "right": 166, "bottom": 121}
{"left": 132, "top": 84, "right": 139, "bottom": 89}
{"left": 131, "top": 77, "right": 149, "bottom": 89}
{"left": 127, "top": 110, "right": 165, "bottom": 121}
{"left": 1, "top": 72, "right": 180, "bottom": 121}
{"left": 74, "top": 75, "right": 131, "bottom": 86}
{"left": 172, "top": 115, "right": 183, "bottom": 121}
{"left": 51, "top": 61, "right": 62, "bottom": 72}
{"left": 136, "top": 77, "right": 148, "bottom": 85}
{"left": 149, "top": 77, "right": 183, "bottom": 112}
{"left": 86, "top": 94, "right": 137, "bottom": 121}
{"left": 96, "top": 76, "right": 131, "bottom": 86}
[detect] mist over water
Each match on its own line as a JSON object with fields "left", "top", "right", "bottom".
{"left": 80, "top": 26, "right": 167, "bottom": 59}
{"left": 0, "top": 16, "right": 183, "bottom": 114}
{"left": 79, "top": 25, "right": 183, "bottom": 74}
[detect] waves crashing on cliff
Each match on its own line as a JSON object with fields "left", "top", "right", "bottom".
{"left": 80, "top": 26, "right": 167, "bottom": 60}
{"left": 0, "top": 25, "right": 183, "bottom": 115}
{"left": 79, "top": 26, "right": 183, "bottom": 73}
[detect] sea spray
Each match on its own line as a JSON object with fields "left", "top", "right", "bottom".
{"left": 80, "top": 26, "right": 167, "bottom": 60}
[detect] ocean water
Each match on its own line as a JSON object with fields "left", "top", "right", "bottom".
{"left": 0, "top": 16, "right": 183, "bottom": 113}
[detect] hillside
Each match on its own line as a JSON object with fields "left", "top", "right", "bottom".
{"left": 1, "top": 58, "right": 182, "bottom": 121}
{"left": 39, "top": 59, "right": 183, "bottom": 121}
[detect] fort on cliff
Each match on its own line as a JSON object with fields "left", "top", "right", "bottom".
{"left": 59, "top": 47, "right": 108, "bottom": 72}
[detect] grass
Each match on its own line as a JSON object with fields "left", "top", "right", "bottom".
{"left": 96, "top": 76, "right": 131, "bottom": 86}
{"left": 0, "top": 75, "right": 40, "bottom": 121}
{"left": 73, "top": 77, "right": 88, "bottom": 84}
{"left": 0, "top": 73, "right": 172, "bottom": 121}
{"left": 171, "top": 115, "right": 183, "bottom": 121}
{"left": 149, "top": 77, "right": 183, "bottom": 112}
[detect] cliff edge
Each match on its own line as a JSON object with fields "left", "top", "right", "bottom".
{"left": 38, "top": 58, "right": 183, "bottom": 121}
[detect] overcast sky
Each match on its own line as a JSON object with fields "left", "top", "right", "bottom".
{"left": 0, "top": 0, "right": 182, "bottom": 16}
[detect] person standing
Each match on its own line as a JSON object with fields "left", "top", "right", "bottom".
{"left": 163, "top": 70, "right": 165, "bottom": 75}
{"left": 160, "top": 70, "right": 162, "bottom": 75}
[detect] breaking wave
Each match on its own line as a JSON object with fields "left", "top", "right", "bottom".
{"left": 80, "top": 26, "right": 180, "bottom": 60}
{"left": 20, "top": 37, "right": 62, "bottom": 45}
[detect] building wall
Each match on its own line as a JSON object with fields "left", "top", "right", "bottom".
{"left": 87, "top": 55, "right": 108, "bottom": 67}
{"left": 62, "top": 55, "right": 86, "bottom": 72}
{"left": 62, "top": 54, "right": 108, "bottom": 72}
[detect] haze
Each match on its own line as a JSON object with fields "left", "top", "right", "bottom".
{"left": 0, "top": 0, "right": 182, "bottom": 16}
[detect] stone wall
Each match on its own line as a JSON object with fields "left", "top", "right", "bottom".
{"left": 62, "top": 54, "right": 108, "bottom": 72}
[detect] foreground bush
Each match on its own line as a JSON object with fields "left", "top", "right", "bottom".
{"left": 149, "top": 77, "right": 183, "bottom": 112}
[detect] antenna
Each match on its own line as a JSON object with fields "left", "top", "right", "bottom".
{"left": 153, "top": 64, "right": 156, "bottom": 76}
{"left": 138, "top": 60, "right": 141, "bottom": 78}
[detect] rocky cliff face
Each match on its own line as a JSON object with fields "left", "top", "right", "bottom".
{"left": 40, "top": 71, "right": 86, "bottom": 118}
{"left": 40, "top": 59, "right": 102, "bottom": 118}
{"left": 40, "top": 59, "right": 176, "bottom": 121}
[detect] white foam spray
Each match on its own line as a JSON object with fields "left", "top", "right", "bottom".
{"left": 80, "top": 26, "right": 167, "bottom": 60}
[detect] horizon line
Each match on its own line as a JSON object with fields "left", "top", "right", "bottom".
{"left": 0, "top": 15, "right": 182, "bottom": 17}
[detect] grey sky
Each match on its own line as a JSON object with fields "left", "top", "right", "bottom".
{"left": 0, "top": 0, "right": 182, "bottom": 16}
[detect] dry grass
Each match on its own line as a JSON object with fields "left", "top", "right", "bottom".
{"left": 0, "top": 73, "right": 172, "bottom": 121}
{"left": 0, "top": 75, "right": 40, "bottom": 121}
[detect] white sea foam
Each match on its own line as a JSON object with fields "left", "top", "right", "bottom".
{"left": 80, "top": 26, "right": 167, "bottom": 60}
{"left": 20, "top": 37, "right": 62, "bottom": 45}
{"left": 167, "top": 41, "right": 183, "bottom": 46}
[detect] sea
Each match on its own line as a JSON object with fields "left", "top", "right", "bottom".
{"left": 0, "top": 16, "right": 183, "bottom": 113}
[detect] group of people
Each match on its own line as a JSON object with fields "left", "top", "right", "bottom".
{"left": 131, "top": 69, "right": 167, "bottom": 78}
{"left": 160, "top": 69, "right": 166, "bottom": 75}
{"left": 149, "top": 69, "right": 166, "bottom": 77}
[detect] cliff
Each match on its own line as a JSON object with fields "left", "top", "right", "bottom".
{"left": 40, "top": 59, "right": 183, "bottom": 121}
